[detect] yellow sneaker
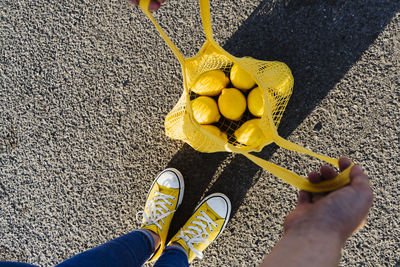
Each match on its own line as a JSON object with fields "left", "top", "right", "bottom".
{"left": 136, "top": 168, "right": 184, "bottom": 262}
{"left": 168, "top": 193, "right": 231, "bottom": 263}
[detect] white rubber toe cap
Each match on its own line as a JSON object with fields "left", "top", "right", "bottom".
{"left": 157, "top": 169, "right": 181, "bottom": 189}
{"left": 206, "top": 196, "right": 230, "bottom": 218}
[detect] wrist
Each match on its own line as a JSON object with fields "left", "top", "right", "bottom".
{"left": 286, "top": 226, "right": 344, "bottom": 250}
{"left": 265, "top": 227, "right": 344, "bottom": 267}
{"left": 284, "top": 214, "right": 348, "bottom": 247}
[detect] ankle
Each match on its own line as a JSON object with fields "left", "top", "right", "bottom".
{"left": 144, "top": 229, "right": 161, "bottom": 250}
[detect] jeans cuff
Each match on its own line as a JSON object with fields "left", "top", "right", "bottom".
{"left": 135, "top": 229, "right": 156, "bottom": 252}
{"left": 164, "top": 245, "right": 189, "bottom": 259}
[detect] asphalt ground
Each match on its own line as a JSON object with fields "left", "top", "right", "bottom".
{"left": 1, "top": 0, "right": 399, "bottom": 266}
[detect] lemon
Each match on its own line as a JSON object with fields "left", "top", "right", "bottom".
{"left": 201, "top": 125, "right": 228, "bottom": 142}
{"left": 191, "top": 70, "right": 230, "bottom": 96}
{"left": 263, "top": 62, "right": 294, "bottom": 97}
{"left": 221, "top": 132, "right": 228, "bottom": 142}
{"left": 201, "top": 125, "right": 220, "bottom": 136}
{"left": 191, "top": 96, "right": 221, "bottom": 124}
{"left": 218, "top": 88, "right": 246, "bottom": 121}
{"left": 247, "top": 86, "right": 275, "bottom": 117}
{"left": 234, "top": 119, "right": 265, "bottom": 147}
{"left": 230, "top": 63, "right": 256, "bottom": 90}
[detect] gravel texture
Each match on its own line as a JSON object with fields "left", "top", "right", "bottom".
{"left": 1, "top": 0, "right": 399, "bottom": 266}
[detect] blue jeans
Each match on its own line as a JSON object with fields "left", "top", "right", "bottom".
{"left": 0, "top": 230, "right": 189, "bottom": 267}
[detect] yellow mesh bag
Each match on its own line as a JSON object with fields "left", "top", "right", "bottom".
{"left": 139, "top": 0, "right": 351, "bottom": 192}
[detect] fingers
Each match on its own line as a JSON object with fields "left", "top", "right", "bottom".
{"left": 338, "top": 157, "right": 352, "bottom": 171}
{"left": 307, "top": 170, "right": 328, "bottom": 202}
{"left": 348, "top": 164, "right": 373, "bottom": 216}
{"left": 297, "top": 190, "right": 311, "bottom": 204}
{"left": 308, "top": 157, "right": 353, "bottom": 184}
{"left": 307, "top": 165, "right": 337, "bottom": 184}
{"left": 307, "top": 163, "right": 340, "bottom": 203}
{"left": 308, "top": 171, "right": 322, "bottom": 184}
{"left": 149, "top": 1, "right": 161, "bottom": 11}
{"left": 305, "top": 157, "right": 372, "bottom": 205}
{"left": 320, "top": 165, "right": 337, "bottom": 180}
{"left": 350, "top": 165, "right": 372, "bottom": 193}
{"left": 128, "top": 0, "right": 164, "bottom": 11}
{"left": 348, "top": 165, "right": 373, "bottom": 236}
{"left": 350, "top": 164, "right": 366, "bottom": 183}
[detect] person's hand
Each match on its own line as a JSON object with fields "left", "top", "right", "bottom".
{"left": 284, "top": 157, "right": 373, "bottom": 244}
{"left": 260, "top": 158, "right": 373, "bottom": 267}
{"left": 128, "top": 0, "right": 166, "bottom": 11}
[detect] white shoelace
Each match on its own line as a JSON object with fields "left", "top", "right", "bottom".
{"left": 176, "top": 210, "right": 218, "bottom": 259}
{"left": 136, "top": 191, "right": 176, "bottom": 231}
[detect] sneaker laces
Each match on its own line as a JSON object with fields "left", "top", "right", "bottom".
{"left": 136, "top": 191, "right": 176, "bottom": 231}
{"left": 176, "top": 210, "right": 218, "bottom": 259}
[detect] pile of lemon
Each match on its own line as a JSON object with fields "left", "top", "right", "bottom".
{"left": 190, "top": 64, "right": 272, "bottom": 148}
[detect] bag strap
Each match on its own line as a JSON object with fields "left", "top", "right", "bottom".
{"left": 242, "top": 152, "right": 352, "bottom": 192}
{"left": 139, "top": 0, "right": 216, "bottom": 64}
{"left": 139, "top": 0, "right": 185, "bottom": 64}
{"left": 274, "top": 136, "right": 338, "bottom": 166}
{"left": 239, "top": 134, "right": 351, "bottom": 192}
{"left": 199, "top": 0, "right": 215, "bottom": 43}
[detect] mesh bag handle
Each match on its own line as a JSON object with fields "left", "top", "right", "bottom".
{"left": 139, "top": 0, "right": 352, "bottom": 192}
{"left": 139, "top": 0, "right": 185, "bottom": 64}
{"left": 139, "top": 0, "right": 217, "bottom": 63}
{"left": 243, "top": 152, "right": 353, "bottom": 193}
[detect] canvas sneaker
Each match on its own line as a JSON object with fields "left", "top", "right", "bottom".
{"left": 136, "top": 168, "right": 184, "bottom": 262}
{"left": 168, "top": 193, "right": 231, "bottom": 263}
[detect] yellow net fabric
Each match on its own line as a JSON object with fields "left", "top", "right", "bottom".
{"left": 139, "top": 0, "right": 351, "bottom": 192}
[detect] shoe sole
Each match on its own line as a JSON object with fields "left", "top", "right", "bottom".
{"left": 193, "top": 192, "right": 232, "bottom": 240}
{"left": 147, "top": 168, "right": 185, "bottom": 209}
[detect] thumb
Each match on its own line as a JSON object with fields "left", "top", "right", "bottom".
{"left": 349, "top": 164, "right": 374, "bottom": 209}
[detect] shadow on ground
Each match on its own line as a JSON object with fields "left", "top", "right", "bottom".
{"left": 166, "top": 0, "right": 399, "bottom": 237}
